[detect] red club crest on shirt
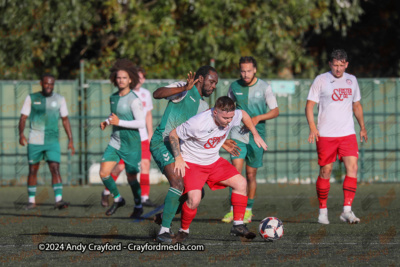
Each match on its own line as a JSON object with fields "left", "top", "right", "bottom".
{"left": 332, "top": 88, "right": 352, "bottom": 101}
{"left": 346, "top": 79, "right": 352, "bottom": 85}
{"left": 204, "top": 133, "right": 226, "bottom": 149}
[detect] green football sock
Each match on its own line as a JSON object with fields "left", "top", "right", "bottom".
{"left": 102, "top": 176, "right": 120, "bottom": 199}
{"left": 53, "top": 183, "right": 63, "bottom": 202}
{"left": 128, "top": 179, "right": 142, "bottom": 206}
{"left": 247, "top": 198, "right": 255, "bottom": 209}
{"left": 161, "top": 187, "right": 182, "bottom": 228}
{"left": 28, "top": 186, "right": 36, "bottom": 197}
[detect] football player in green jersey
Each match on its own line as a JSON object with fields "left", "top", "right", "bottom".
{"left": 99, "top": 59, "right": 145, "bottom": 217}
{"left": 19, "top": 74, "right": 75, "bottom": 210}
{"left": 151, "top": 66, "right": 220, "bottom": 243}
{"left": 222, "top": 56, "right": 279, "bottom": 224}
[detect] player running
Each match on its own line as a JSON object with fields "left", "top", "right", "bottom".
{"left": 170, "top": 96, "right": 268, "bottom": 242}
{"left": 306, "top": 49, "right": 368, "bottom": 224}
{"left": 99, "top": 59, "right": 145, "bottom": 217}
{"left": 222, "top": 56, "right": 279, "bottom": 224}
{"left": 101, "top": 67, "right": 156, "bottom": 209}
{"left": 19, "top": 74, "right": 75, "bottom": 210}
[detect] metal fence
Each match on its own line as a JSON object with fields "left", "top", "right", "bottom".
{"left": 0, "top": 78, "right": 399, "bottom": 185}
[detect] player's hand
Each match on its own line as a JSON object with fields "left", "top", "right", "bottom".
{"left": 68, "top": 141, "right": 75, "bottom": 156}
{"left": 109, "top": 113, "right": 120, "bottom": 126}
{"left": 19, "top": 134, "right": 28, "bottom": 146}
{"left": 360, "top": 128, "right": 368, "bottom": 143}
{"left": 308, "top": 127, "right": 320, "bottom": 143}
{"left": 100, "top": 121, "right": 108, "bottom": 130}
{"left": 184, "top": 71, "right": 198, "bottom": 91}
{"left": 222, "top": 139, "right": 241, "bottom": 157}
{"left": 253, "top": 134, "right": 268, "bottom": 151}
{"left": 174, "top": 155, "right": 189, "bottom": 177}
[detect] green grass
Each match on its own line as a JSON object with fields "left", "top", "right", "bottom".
{"left": 0, "top": 183, "right": 399, "bottom": 266}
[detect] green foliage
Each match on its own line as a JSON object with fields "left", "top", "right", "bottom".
{"left": 0, "top": 0, "right": 363, "bottom": 80}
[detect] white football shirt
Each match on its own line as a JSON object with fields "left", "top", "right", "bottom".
{"left": 133, "top": 87, "right": 153, "bottom": 141}
{"left": 176, "top": 109, "right": 243, "bottom": 165}
{"left": 307, "top": 71, "right": 361, "bottom": 137}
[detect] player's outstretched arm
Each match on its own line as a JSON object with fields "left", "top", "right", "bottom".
{"left": 18, "top": 114, "right": 28, "bottom": 146}
{"left": 222, "top": 139, "right": 241, "bottom": 157}
{"left": 353, "top": 101, "right": 368, "bottom": 143}
{"left": 241, "top": 110, "right": 268, "bottom": 151}
{"left": 153, "top": 72, "right": 197, "bottom": 99}
{"left": 109, "top": 99, "right": 146, "bottom": 129}
{"left": 169, "top": 129, "right": 189, "bottom": 177}
{"left": 61, "top": 116, "right": 75, "bottom": 156}
{"left": 251, "top": 107, "right": 279, "bottom": 126}
{"left": 305, "top": 100, "right": 320, "bottom": 143}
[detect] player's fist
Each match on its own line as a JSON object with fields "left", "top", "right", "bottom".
{"left": 19, "top": 134, "right": 28, "bottom": 146}
{"left": 100, "top": 121, "right": 108, "bottom": 130}
{"left": 109, "top": 113, "right": 120, "bottom": 126}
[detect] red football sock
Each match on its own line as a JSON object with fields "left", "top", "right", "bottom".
{"left": 343, "top": 175, "right": 357, "bottom": 206}
{"left": 140, "top": 173, "right": 150, "bottom": 197}
{"left": 231, "top": 193, "right": 247, "bottom": 221}
{"left": 316, "top": 176, "right": 330, "bottom": 209}
{"left": 181, "top": 202, "right": 197, "bottom": 230}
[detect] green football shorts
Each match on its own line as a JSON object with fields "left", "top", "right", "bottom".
{"left": 150, "top": 133, "right": 175, "bottom": 174}
{"left": 101, "top": 145, "right": 141, "bottom": 174}
{"left": 230, "top": 135, "right": 265, "bottom": 168}
{"left": 28, "top": 142, "right": 61, "bottom": 164}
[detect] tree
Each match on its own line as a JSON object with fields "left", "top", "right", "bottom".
{"left": 0, "top": 0, "right": 364, "bottom": 80}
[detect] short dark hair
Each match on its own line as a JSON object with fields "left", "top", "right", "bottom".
{"left": 195, "top": 65, "right": 217, "bottom": 80}
{"left": 214, "top": 96, "right": 235, "bottom": 112}
{"left": 109, "top": 59, "right": 139, "bottom": 89}
{"left": 329, "top": 49, "right": 348, "bottom": 62}
{"left": 239, "top": 56, "right": 257, "bottom": 68}
{"left": 41, "top": 73, "right": 55, "bottom": 81}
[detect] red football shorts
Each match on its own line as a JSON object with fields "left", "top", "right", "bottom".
{"left": 316, "top": 134, "right": 358, "bottom": 166}
{"left": 141, "top": 139, "right": 151, "bottom": 160}
{"left": 183, "top": 157, "right": 240, "bottom": 194}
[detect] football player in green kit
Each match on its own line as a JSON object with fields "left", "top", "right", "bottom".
{"left": 222, "top": 56, "right": 279, "bottom": 224}
{"left": 19, "top": 74, "right": 75, "bottom": 210}
{"left": 150, "top": 66, "right": 219, "bottom": 243}
{"left": 99, "top": 59, "right": 146, "bottom": 217}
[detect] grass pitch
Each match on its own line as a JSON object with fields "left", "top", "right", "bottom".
{"left": 0, "top": 183, "right": 399, "bottom": 266}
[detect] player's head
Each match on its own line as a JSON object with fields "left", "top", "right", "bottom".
{"left": 213, "top": 96, "right": 236, "bottom": 128}
{"left": 239, "top": 56, "right": 257, "bottom": 86}
{"left": 109, "top": 59, "right": 139, "bottom": 90}
{"left": 40, "top": 73, "right": 55, "bottom": 97}
{"left": 329, "top": 49, "right": 348, "bottom": 78}
{"left": 195, "top": 65, "right": 218, "bottom": 97}
{"left": 134, "top": 66, "right": 146, "bottom": 90}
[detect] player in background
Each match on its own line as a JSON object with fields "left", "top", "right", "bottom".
{"left": 19, "top": 74, "right": 75, "bottom": 210}
{"left": 222, "top": 56, "right": 279, "bottom": 224}
{"left": 101, "top": 67, "right": 156, "bottom": 208}
{"left": 99, "top": 59, "right": 145, "bottom": 217}
{"left": 306, "top": 49, "right": 368, "bottom": 224}
{"left": 170, "top": 96, "right": 268, "bottom": 242}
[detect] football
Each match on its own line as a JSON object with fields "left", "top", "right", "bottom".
{"left": 259, "top": 217, "right": 284, "bottom": 241}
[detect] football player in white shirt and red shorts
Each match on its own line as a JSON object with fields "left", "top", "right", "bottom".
{"left": 169, "top": 96, "right": 268, "bottom": 242}
{"left": 306, "top": 49, "right": 368, "bottom": 224}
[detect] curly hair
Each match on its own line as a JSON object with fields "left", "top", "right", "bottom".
{"left": 109, "top": 59, "right": 139, "bottom": 89}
